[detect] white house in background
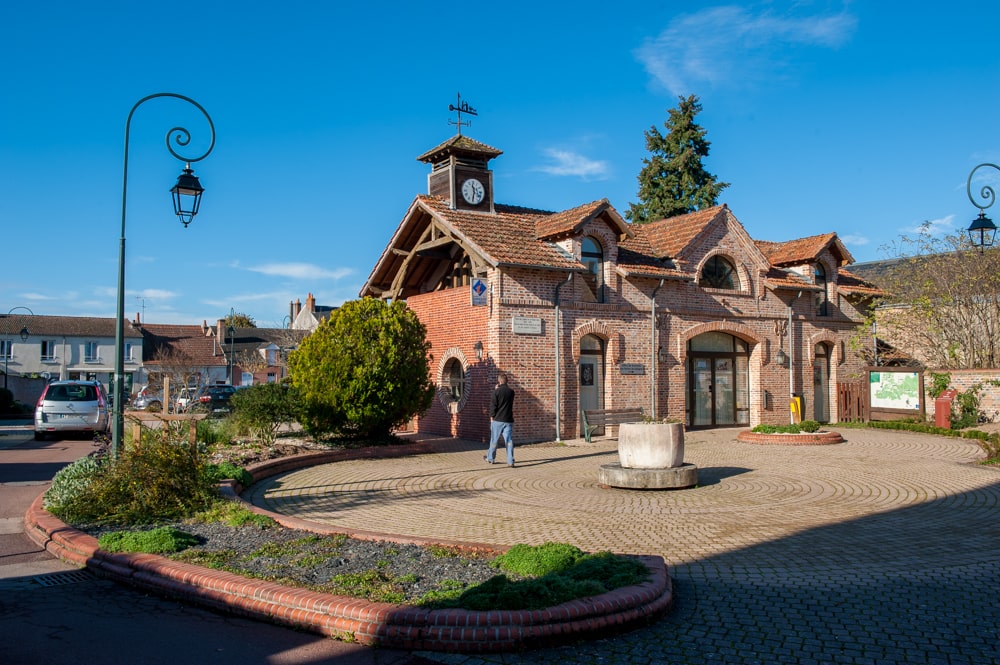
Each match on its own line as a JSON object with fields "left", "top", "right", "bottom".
{"left": 0, "top": 314, "right": 145, "bottom": 393}
{"left": 289, "top": 293, "right": 337, "bottom": 332}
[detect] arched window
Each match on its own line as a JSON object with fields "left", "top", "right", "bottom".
{"left": 581, "top": 237, "right": 605, "bottom": 303}
{"left": 443, "top": 357, "right": 465, "bottom": 401}
{"left": 700, "top": 255, "right": 737, "bottom": 290}
{"left": 814, "top": 263, "right": 829, "bottom": 316}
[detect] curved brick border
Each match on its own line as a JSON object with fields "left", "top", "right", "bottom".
{"left": 23, "top": 443, "right": 673, "bottom": 653}
{"left": 736, "top": 430, "right": 845, "bottom": 445}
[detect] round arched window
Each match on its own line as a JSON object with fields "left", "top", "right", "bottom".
{"left": 700, "top": 255, "right": 737, "bottom": 289}
{"left": 443, "top": 357, "right": 465, "bottom": 401}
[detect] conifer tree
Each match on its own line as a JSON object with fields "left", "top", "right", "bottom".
{"left": 627, "top": 95, "right": 729, "bottom": 224}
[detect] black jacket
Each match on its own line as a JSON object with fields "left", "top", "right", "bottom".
{"left": 489, "top": 384, "right": 515, "bottom": 423}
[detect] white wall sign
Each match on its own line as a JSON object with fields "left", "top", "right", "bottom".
{"left": 512, "top": 316, "right": 543, "bottom": 335}
{"left": 471, "top": 278, "right": 487, "bottom": 306}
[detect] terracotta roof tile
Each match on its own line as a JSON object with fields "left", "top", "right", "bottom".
{"left": 756, "top": 232, "right": 852, "bottom": 266}
{"left": 630, "top": 206, "right": 728, "bottom": 258}
{"left": 836, "top": 268, "right": 883, "bottom": 296}
{"left": 534, "top": 199, "right": 632, "bottom": 241}
{"left": 140, "top": 323, "right": 227, "bottom": 367}
{"left": 0, "top": 315, "right": 143, "bottom": 339}
{"left": 416, "top": 135, "right": 503, "bottom": 163}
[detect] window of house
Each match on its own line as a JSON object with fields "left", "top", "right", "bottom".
{"left": 443, "top": 357, "right": 465, "bottom": 401}
{"left": 0, "top": 340, "right": 11, "bottom": 360}
{"left": 700, "top": 255, "right": 737, "bottom": 289}
{"left": 41, "top": 340, "right": 56, "bottom": 362}
{"left": 814, "top": 263, "right": 829, "bottom": 316}
{"left": 267, "top": 372, "right": 277, "bottom": 383}
{"left": 581, "top": 236, "right": 605, "bottom": 303}
{"left": 84, "top": 341, "right": 99, "bottom": 363}
{"left": 123, "top": 343, "right": 135, "bottom": 362}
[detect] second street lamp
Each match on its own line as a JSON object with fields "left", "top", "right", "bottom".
{"left": 112, "top": 93, "right": 216, "bottom": 457}
{"left": 966, "top": 163, "right": 1000, "bottom": 251}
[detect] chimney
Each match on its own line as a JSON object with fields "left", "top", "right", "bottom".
{"left": 294, "top": 298, "right": 302, "bottom": 318}
{"left": 202, "top": 320, "right": 209, "bottom": 335}
{"left": 217, "top": 318, "right": 226, "bottom": 341}
{"left": 306, "top": 293, "right": 316, "bottom": 314}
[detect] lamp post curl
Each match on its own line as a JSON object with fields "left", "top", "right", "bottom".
{"left": 965, "top": 163, "right": 1000, "bottom": 251}
{"left": 113, "top": 93, "right": 215, "bottom": 456}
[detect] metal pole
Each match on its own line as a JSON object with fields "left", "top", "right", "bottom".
{"left": 112, "top": 93, "right": 215, "bottom": 457}
{"left": 650, "top": 279, "right": 665, "bottom": 419}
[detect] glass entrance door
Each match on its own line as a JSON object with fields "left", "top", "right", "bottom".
{"left": 687, "top": 332, "right": 751, "bottom": 429}
{"left": 691, "top": 357, "right": 713, "bottom": 427}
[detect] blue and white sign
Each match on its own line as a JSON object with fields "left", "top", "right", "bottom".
{"left": 471, "top": 278, "right": 487, "bottom": 306}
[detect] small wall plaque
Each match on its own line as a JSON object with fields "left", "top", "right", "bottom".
{"left": 512, "top": 317, "right": 543, "bottom": 335}
{"left": 619, "top": 363, "right": 646, "bottom": 375}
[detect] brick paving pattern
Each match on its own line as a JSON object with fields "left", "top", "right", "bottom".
{"left": 245, "top": 429, "right": 1000, "bottom": 664}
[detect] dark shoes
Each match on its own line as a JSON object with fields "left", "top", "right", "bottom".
{"left": 484, "top": 455, "right": 494, "bottom": 464}
{"left": 508, "top": 463, "right": 515, "bottom": 468}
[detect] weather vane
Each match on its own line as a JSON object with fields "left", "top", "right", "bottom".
{"left": 448, "top": 93, "right": 477, "bottom": 135}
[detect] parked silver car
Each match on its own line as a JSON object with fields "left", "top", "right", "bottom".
{"left": 34, "top": 380, "right": 110, "bottom": 440}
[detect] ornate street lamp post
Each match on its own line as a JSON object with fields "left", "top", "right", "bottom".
{"left": 966, "top": 163, "right": 1000, "bottom": 251}
{"left": 112, "top": 94, "right": 215, "bottom": 456}
{"left": 3, "top": 306, "right": 33, "bottom": 391}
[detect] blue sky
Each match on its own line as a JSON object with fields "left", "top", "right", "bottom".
{"left": 3, "top": 1, "right": 1000, "bottom": 326}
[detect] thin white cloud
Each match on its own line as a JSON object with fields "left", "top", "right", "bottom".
{"left": 21, "top": 292, "right": 57, "bottom": 301}
{"left": 246, "top": 263, "right": 353, "bottom": 280}
{"left": 839, "top": 234, "right": 869, "bottom": 247}
{"left": 535, "top": 149, "right": 610, "bottom": 181}
{"left": 134, "top": 289, "right": 178, "bottom": 299}
{"left": 904, "top": 215, "right": 956, "bottom": 237}
{"left": 635, "top": 5, "right": 857, "bottom": 95}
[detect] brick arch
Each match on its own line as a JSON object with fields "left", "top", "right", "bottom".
{"left": 571, "top": 320, "right": 619, "bottom": 362}
{"left": 696, "top": 250, "right": 750, "bottom": 293}
{"left": 675, "top": 320, "right": 761, "bottom": 361}
{"left": 805, "top": 332, "right": 838, "bottom": 365}
{"left": 435, "top": 347, "right": 472, "bottom": 414}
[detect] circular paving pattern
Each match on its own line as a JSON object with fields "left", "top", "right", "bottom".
{"left": 245, "top": 428, "right": 1000, "bottom": 664}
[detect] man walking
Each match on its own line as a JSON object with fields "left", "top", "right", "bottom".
{"left": 486, "top": 372, "right": 516, "bottom": 467}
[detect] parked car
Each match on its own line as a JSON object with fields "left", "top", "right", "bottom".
{"left": 129, "top": 386, "right": 163, "bottom": 412}
{"left": 34, "top": 380, "right": 110, "bottom": 440}
{"left": 174, "top": 386, "right": 199, "bottom": 413}
{"left": 189, "top": 384, "right": 237, "bottom": 416}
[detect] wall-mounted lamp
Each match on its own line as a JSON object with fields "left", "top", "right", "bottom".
{"left": 776, "top": 349, "right": 789, "bottom": 367}
{"left": 657, "top": 346, "right": 667, "bottom": 363}
{"left": 473, "top": 340, "right": 483, "bottom": 361}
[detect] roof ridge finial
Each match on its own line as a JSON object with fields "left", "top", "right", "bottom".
{"left": 448, "top": 93, "right": 477, "bottom": 136}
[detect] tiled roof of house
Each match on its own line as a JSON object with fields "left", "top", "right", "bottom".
{"left": 836, "top": 268, "right": 884, "bottom": 296}
{"left": 417, "top": 195, "right": 584, "bottom": 270}
{"left": 635, "top": 205, "right": 728, "bottom": 259}
{"left": 534, "top": 199, "right": 632, "bottom": 241}
{"left": 139, "top": 323, "right": 227, "bottom": 367}
{"left": 416, "top": 135, "right": 503, "bottom": 163}
{"left": 756, "top": 232, "right": 854, "bottom": 267}
{"left": 0, "top": 315, "right": 143, "bottom": 339}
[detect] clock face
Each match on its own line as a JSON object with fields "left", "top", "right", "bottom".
{"left": 461, "top": 178, "right": 485, "bottom": 205}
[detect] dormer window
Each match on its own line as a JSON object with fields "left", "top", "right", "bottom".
{"left": 701, "top": 255, "right": 737, "bottom": 290}
{"left": 814, "top": 263, "right": 829, "bottom": 316}
{"left": 581, "top": 236, "right": 605, "bottom": 303}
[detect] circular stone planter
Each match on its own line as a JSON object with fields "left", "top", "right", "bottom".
{"left": 599, "top": 421, "right": 698, "bottom": 489}
{"left": 736, "top": 429, "right": 845, "bottom": 445}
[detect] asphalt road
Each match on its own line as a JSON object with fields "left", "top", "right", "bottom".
{"left": 0, "top": 423, "right": 430, "bottom": 665}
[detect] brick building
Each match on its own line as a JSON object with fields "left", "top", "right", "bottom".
{"left": 362, "top": 134, "right": 879, "bottom": 443}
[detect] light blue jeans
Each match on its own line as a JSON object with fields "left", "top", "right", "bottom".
{"left": 488, "top": 420, "right": 514, "bottom": 465}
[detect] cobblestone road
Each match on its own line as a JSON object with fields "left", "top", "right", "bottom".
{"left": 246, "top": 429, "right": 1000, "bottom": 664}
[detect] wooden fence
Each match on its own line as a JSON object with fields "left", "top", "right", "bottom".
{"left": 837, "top": 381, "right": 868, "bottom": 422}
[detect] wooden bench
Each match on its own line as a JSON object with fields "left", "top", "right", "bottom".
{"left": 582, "top": 407, "right": 645, "bottom": 443}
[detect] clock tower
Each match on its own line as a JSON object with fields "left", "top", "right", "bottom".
{"left": 417, "top": 134, "right": 502, "bottom": 213}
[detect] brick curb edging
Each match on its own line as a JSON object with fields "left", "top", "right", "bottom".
{"left": 736, "top": 430, "right": 845, "bottom": 445}
{"left": 23, "top": 443, "right": 673, "bottom": 653}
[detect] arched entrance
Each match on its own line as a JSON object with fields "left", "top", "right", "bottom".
{"left": 813, "top": 342, "right": 830, "bottom": 422}
{"left": 687, "top": 332, "right": 750, "bottom": 429}
{"left": 578, "top": 334, "right": 605, "bottom": 436}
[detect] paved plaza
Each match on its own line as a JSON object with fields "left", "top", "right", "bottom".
{"left": 246, "top": 428, "right": 1000, "bottom": 665}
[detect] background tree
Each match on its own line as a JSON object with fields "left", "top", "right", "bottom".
{"left": 225, "top": 312, "right": 256, "bottom": 328}
{"left": 626, "top": 94, "right": 729, "bottom": 224}
{"left": 287, "top": 298, "right": 434, "bottom": 440}
{"left": 859, "top": 225, "right": 1000, "bottom": 369}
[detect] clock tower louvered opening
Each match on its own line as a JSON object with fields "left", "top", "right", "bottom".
{"left": 417, "top": 135, "right": 502, "bottom": 213}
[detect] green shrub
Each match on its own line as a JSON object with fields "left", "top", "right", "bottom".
{"left": 190, "top": 500, "right": 276, "bottom": 528}
{"left": 44, "top": 455, "right": 105, "bottom": 513}
{"left": 799, "top": 420, "right": 821, "bottom": 433}
{"left": 493, "top": 542, "right": 584, "bottom": 577}
{"left": 952, "top": 384, "right": 983, "bottom": 429}
{"left": 98, "top": 526, "right": 199, "bottom": 554}
{"left": 197, "top": 418, "right": 237, "bottom": 446}
{"left": 230, "top": 383, "right": 300, "bottom": 445}
{"left": 927, "top": 372, "right": 951, "bottom": 399}
{"left": 751, "top": 423, "right": 801, "bottom": 434}
{"left": 204, "top": 462, "right": 253, "bottom": 487}
{"left": 47, "top": 425, "right": 218, "bottom": 525}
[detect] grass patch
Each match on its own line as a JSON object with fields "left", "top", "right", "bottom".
{"left": 189, "top": 500, "right": 277, "bottom": 528}
{"left": 98, "top": 526, "right": 200, "bottom": 554}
